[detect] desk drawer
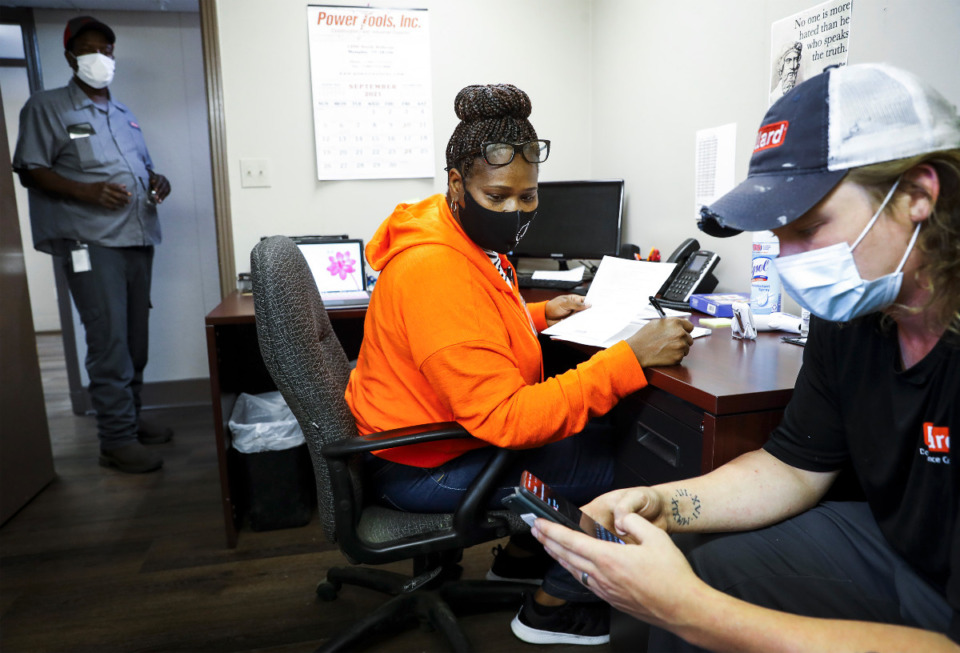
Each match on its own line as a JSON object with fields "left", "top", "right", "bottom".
{"left": 615, "top": 391, "right": 703, "bottom": 487}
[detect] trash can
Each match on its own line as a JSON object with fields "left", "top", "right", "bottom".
{"left": 228, "top": 391, "right": 316, "bottom": 531}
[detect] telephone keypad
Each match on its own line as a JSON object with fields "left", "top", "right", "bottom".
{"left": 667, "top": 272, "right": 700, "bottom": 300}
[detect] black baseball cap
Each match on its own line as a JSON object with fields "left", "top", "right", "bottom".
{"left": 63, "top": 16, "right": 115, "bottom": 51}
{"left": 698, "top": 63, "right": 960, "bottom": 237}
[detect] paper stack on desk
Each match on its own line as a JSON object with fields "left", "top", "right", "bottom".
{"left": 531, "top": 266, "right": 585, "bottom": 282}
{"left": 542, "top": 256, "right": 710, "bottom": 348}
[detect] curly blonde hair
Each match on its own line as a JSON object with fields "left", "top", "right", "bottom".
{"left": 846, "top": 149, "right": 960, "bottom": 334}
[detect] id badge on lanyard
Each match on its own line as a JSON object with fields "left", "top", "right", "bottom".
{"left": 71, "top": 242, "right": 91, "bottom": 273}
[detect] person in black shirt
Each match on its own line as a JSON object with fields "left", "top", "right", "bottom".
{"left": 528, "top": 63, "right": 960, "bottom": 652}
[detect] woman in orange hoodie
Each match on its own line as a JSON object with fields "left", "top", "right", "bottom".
{"left": 346, "top": 84, "right": 694, "bottom": 645}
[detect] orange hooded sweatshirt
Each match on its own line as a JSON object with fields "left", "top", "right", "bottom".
{"left": 345, "top": 194, "right": 648, "bottom": 468}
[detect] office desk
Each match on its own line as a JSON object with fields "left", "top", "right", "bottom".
{"left": 610, "top": 315, "right": 803, "bottom": 487}
{"left": 206, "top": 291, "right": 804, "bottom": 547}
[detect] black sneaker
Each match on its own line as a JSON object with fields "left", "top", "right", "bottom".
{"left": 510, "top": 593, "right": 610, "bottom": 646}
{"left": 485, "top": 544, "right": 552, "bottom": 585}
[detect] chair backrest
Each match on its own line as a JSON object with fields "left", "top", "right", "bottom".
{"left": 251, "top": 236, "right": 359, "bottom": 542}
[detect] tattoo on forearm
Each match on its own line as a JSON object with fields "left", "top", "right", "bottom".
{"left": 670, "top": 488, "right": 701, "bottom": 527}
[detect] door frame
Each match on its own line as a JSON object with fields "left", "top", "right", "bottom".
{"left": 198, "top": 0, "right": 235, "bottom": 299}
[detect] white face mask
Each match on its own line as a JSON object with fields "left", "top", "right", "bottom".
{"left": 73, "top": 52, "right": 115, "bottom": 89}
{"left": 774, "top": 177, "right": 920, "bottom": 322}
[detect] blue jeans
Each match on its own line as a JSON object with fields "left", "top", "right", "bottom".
{"left": 364, "top": 420, "right": 617, "bottom": 601}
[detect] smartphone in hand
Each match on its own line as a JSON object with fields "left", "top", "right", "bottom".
{"left": 502, "top": 471, "right": 625, "bottom": 544}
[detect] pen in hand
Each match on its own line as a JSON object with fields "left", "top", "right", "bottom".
{"left": 649, "top": 295, "right": 667, "bottom": 318}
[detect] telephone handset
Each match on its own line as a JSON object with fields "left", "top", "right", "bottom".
{"left": 655, "top": 238, "right": 720, "bottom": 311}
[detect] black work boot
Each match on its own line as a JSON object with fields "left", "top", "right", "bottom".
{"left": 99, "top": 442, "right": 163, "bottom": 473}
{"left": 137, "top": 416, "right": 174, "bottom": 445}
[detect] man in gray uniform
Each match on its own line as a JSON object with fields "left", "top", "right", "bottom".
{"left": 13, "top": 16, "right": 173, "bottom": 473}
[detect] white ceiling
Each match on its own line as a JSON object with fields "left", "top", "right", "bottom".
{"left": 0, "top": 0, "right": 198, "bottom": 12}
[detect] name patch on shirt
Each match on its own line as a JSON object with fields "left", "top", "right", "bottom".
{"left": 67, "top": 122, "right": 95, "bottom": 139}
{"left": 920, "top": 422, "right": 950, "bottom": 465}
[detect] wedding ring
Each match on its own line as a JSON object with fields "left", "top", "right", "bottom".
{"left": 581, "top": 571, "right": 589, "bottom": 586}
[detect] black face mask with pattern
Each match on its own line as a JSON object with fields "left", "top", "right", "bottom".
{"left": 457, "top": 189, "right": 537, "bottom": 254}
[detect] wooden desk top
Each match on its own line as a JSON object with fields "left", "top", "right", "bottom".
{"left": 206, "top": 291, "right": 804, "bottom": 417}
{"left": 205, "top": 291, "right": 256, "bottom": 325}
{"left": 646, "top": 314, "right": 803, "bottom": 415}
{"left": 204, "top": 288, "right": 574, "bottom": 324}
{"left": 204, "top": 291, "right": 366, "bottom": 325}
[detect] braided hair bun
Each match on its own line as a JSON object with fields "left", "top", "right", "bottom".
{"left": 445, "top": 83, "right": 539, "bottom": 176}
{"left": 453, "top": 84, "right": 532, "bottom": 122}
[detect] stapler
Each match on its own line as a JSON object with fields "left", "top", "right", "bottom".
{"left": 731, "top": 302, "right": 757, "bottom": 340}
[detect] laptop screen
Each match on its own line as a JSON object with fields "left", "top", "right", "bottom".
{"left": 295, "top": 239, "right": 368, "bottom": 296}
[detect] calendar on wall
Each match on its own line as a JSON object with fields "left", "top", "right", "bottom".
{"left": 307, "top": 5, "right": 435, "bottom": 181}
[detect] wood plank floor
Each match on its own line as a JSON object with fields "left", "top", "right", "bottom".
{"left": 0, "top": 334, "right": 609, "bottom": 652}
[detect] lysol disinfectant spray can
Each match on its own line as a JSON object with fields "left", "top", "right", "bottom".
{"left": 750, "top": 230, "right": 781, "bottom": 314}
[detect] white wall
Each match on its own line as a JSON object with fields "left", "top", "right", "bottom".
{"left": 33, "top": 9, "right": 220, "bottom": 384}
{"left": 217, "top": 0, "right": 959, "bottom": 305}
{"left": 2, "top": 63, "right": 60, "bottom": 332}
{"left": 215, "top": 0, "right": 595, "bottom": 276}
{"left": 590, "top": 0, "right": 960, "bottom": 303}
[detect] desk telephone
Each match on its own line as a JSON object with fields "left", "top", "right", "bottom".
{"left": 655, "top": 238, "right": 720, "bottom": 311}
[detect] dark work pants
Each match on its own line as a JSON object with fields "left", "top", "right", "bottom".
{"left": 62, "top": 244, "right": 154, "bottom": 450}
{"left": 648, "top": 502, "right": 953, "bottom": 651}
{"left": 365, "top": 420, "right": 618, "bottom": 602}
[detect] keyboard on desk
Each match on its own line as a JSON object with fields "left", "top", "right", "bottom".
{"left": 320, "top": 290, "right": 370, "bottom": 307}
{"left": 516, "top": 275, "right": 583, "bottom": 290}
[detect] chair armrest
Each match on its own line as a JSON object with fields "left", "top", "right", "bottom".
{"left": 321, "top": 421, "right": 471, "bottom": 459}
{"left": 324, "top": 419, "right": 520, "bottom": 558}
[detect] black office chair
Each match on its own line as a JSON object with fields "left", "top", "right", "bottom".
{"left": 250, "top": 236, "right": 531, "bottom": 652}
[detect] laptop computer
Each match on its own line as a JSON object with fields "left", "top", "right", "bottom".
{"left": 293, "top": 237, "right": 371, "bottom": 308}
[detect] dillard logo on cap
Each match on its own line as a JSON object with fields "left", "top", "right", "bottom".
{"left": 754, "top": 121, "right": 789, "bottom": 153}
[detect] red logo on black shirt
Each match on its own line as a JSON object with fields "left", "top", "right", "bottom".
{"left": 924, "top": 422, "right": 950, "bottom": 453}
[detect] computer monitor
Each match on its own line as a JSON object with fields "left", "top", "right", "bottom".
{"left": 509, "top": 179, "right": 624, "bottom": 265}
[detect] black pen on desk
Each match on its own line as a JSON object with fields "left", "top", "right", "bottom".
{"left": 648, "top": 295, "right": 666, "bottom": 318}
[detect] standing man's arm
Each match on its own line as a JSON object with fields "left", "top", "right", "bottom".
{"left": 17, "top": 166, "right": 131, "bottom": 209}
{"left": 13, "top": 93, "right": 131, "bottom": 210}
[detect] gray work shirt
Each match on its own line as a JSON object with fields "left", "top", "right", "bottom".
{"left": 12, "top": 78, "right": 161, "bottom": 255}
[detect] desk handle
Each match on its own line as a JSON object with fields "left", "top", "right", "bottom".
{"left": 635, "top": 424, "right": 680, "bottom": 468}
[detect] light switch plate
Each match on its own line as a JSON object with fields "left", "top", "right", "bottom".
{"left": 239, "top": 158, "right": 271, "bottom": 188}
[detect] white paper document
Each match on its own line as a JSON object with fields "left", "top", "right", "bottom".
{"left": 531, "top": 266, "right": 585, "bottom": 282}
{"left": 542, "top": 256, "right": 710, "bottom": 348}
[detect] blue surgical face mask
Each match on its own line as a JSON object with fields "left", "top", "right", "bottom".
{"left": 774, "top": 177, "right": 920, "bottom": 322}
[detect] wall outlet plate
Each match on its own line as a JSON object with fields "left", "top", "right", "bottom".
{"left": 239, "top": 158, "right": 271, "bottom": 188}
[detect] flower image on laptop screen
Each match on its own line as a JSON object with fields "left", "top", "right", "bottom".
{"left": 297, "top": 240, "right": 367, "bottom": 294}
{"left": 327, "top": 250, "right": 358, "bottom": 283}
